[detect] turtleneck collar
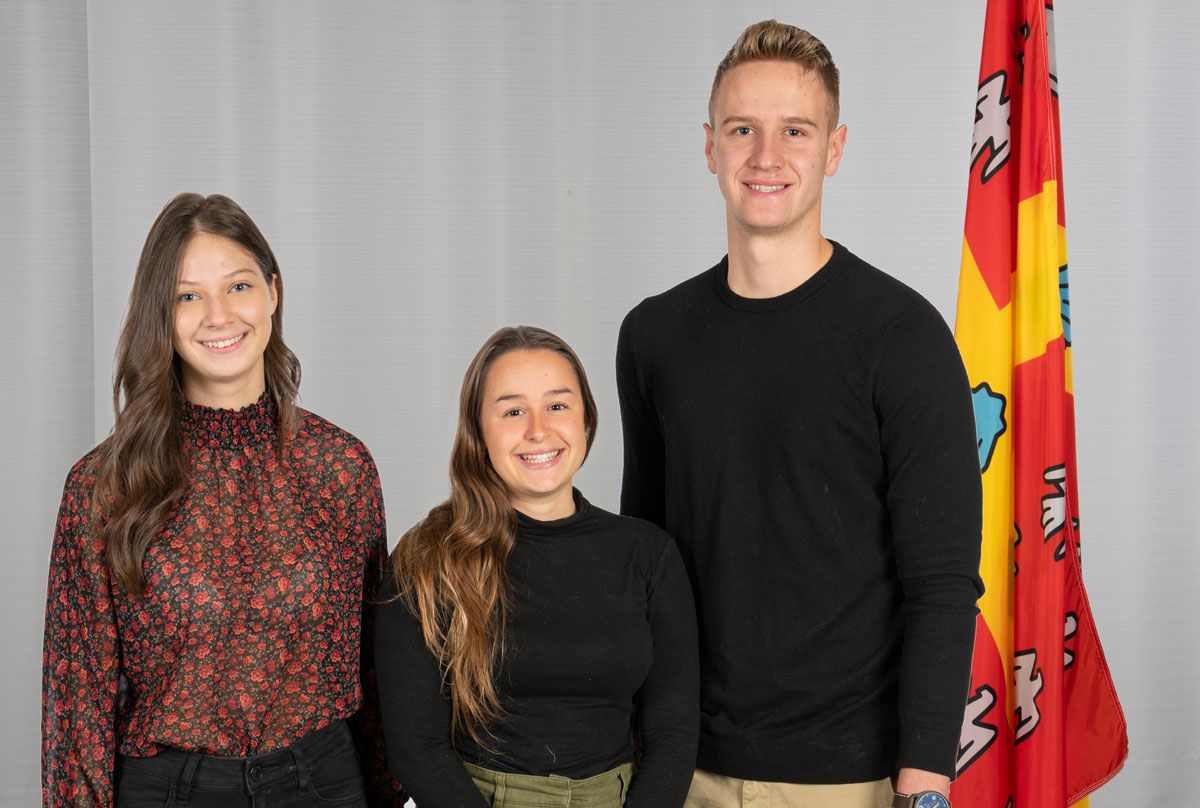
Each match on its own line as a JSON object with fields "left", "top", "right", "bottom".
{"left": 180, "top": 391, "right": 278, "bottom": 450}
{"left": 515, "top": 489, "right": 593, "bottom": 537}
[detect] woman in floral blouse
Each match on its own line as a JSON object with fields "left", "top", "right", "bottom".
{"left": 41, "top": 193, "right": 403, "bottom": 807}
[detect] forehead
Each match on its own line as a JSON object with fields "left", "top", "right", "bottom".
{"left": 178, "top": 232, "right": 259, "bottom": 280}
{"left": 713, "top": 60, "right": 832, "bottom": 126}
{"left": 485, "top": 349, "right": 577, "bottom": 392}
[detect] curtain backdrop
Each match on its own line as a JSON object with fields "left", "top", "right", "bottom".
{"left": 3, "top": 1, "right": 1195, "bottom": 804}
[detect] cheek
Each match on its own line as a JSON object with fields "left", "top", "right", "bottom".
{"left": 172, "top": 310, "right": 193, "bottom": 352}
{"left": 479, "top": 420, "right": 507, "bottom": 464}
{"left": 248, "top": 297, "right": 275, "bottom": 329}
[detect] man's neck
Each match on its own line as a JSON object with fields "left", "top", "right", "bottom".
{"left": 726, "top": 224, "right": 833, "bottom": 299}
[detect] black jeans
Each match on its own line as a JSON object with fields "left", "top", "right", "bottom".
{"left": 114, "top": 720, "right": 368, "bottom": 807}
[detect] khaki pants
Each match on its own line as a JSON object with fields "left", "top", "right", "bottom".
{"left": 685, "top": 769, "right": 892, "bottom": 808}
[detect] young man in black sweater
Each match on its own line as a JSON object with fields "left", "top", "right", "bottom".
{"left": 616, "top": 20, "right": 983, "bottom": 808}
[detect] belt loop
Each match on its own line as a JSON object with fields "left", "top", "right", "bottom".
{"left": 291, "top": 743, "right": 311, "bottom": 797}
{"left": 175, "top": 752, "right": 201, "bottom": 804}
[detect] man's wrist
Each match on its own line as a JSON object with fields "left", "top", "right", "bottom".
{"left": 892, "top": 790, "right": 952, "bottom": 808}
{"left": 893, "top": 767, "right": 951, "bottom": 808}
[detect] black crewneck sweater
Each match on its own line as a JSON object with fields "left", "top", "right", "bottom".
{"left": 616, "top": 242, "right": 983, "bottom": 782}
{"left": 375, "top": 492, "right": 699, "bottom": 807}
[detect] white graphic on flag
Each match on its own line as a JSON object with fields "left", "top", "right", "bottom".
{"left": 971, "top": 71, "right": 1011, "bottom": 183}
{"left": 1014, "top": 649, "right": 1045, "bottom": 743}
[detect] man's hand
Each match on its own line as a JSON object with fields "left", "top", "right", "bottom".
{"left": 895, "top": 767, "right": 951, "bottom": 797}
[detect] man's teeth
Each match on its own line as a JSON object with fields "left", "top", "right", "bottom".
{"left": 520, "top": 450, "right": 561, "bottom": 463}
{"left": 203, "top": 334, "right": 244, "bottom": 349}
{"left": 748, "top": 183, "right": 786, "bottom": 192}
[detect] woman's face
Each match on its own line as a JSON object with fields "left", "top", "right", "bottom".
{"left": 172, "top": 232, "right": 277, "bottom": 409}
{"left": 479, "top": 349, "right": 588, "bottom": 520}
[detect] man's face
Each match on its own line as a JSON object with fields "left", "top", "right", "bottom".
{"left": 705, "top": 60, "right": 846, "bottom": 239}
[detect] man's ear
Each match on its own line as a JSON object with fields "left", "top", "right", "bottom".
{"left": 704, "top": 121, "right": 718, "bottom": 175}
{"left": 825, "top": 123, "right": 848, "bottom": 178}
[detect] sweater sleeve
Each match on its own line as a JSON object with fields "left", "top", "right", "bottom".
{"left": 873, "top": 305, "right": 984, "bottom": 778}
{"left": 344, "top": 448, "right": 408, "bottom": 806}
{"left": 617, "top": 306, "right": 668, "bottom": 527}
{"left": 41, "top": 457, "right": 121, "bottom": 808}
{"left": 374, "top": 582, "right": 489, "bottom": 808}
{"left": 625, "top": 537, "right": 700, "bottom": 808}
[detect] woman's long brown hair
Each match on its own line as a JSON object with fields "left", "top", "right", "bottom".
{"left": 390, "top": 326, "right": 599, "bottom": 748}
{"left": 92, "top": 193, "right": 301, "bottom": 595}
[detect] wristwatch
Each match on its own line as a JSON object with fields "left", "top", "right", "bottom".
{"left": 892, "top": 791, "right": 951, "bottom": 808}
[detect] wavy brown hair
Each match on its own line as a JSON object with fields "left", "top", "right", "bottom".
{"left": 391, "top": 326, "right": 599, "bottom": 747}
{"left": 92, "top": 193, "right": 301, "bottom": 595}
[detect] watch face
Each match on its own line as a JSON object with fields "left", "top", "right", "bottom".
{"left": 914, "top": 794, "right": 951, "bottom": 808}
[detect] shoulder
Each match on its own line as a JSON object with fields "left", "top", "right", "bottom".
{"left": 619, "top": 260, "right": 727, "bottom": 373}
{"left": 65, "top": 445, "right": 103, "bottom": 489}
{"left": 289, "top": 409, "right": 380, "bottom": 485}
{"left": 57, "top": 445, "right": 104, "bottom": 509}
{"left": 51, "top": 446, "right": 105, "bottom": 549}
{"left": 582, "top": 501, "right": 677, "bottom": 559}
{"left": 832, "top": 243, "right": 939, "bottom": 319}
{"left": 827, "top": 243, "right": 955, "bottom": 353}
{"left": 622, "top": 260, "right": 725, "bottom": 330}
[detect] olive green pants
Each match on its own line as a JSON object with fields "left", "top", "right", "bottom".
{"left": 464, "top": 761, "right": 634, "bottom": 807}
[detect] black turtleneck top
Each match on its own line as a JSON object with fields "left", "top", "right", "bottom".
{"left": 41, "top": 395, "right": 404, "bottom": 807}
{"left": 375, "top": 491, "right": 699, "bottom": 808}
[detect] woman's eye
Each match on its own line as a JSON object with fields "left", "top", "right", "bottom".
{"left": 231, "top": 281, "right": 251, "bottom": 292}
{"left": 178, "top": 292, "right": 199, "bottom": 303}
{"left": 504, "top": 408, "right": 523, "bottom": 417}
{"left": 549, "top": 403, "right": 568, "bottom": 411}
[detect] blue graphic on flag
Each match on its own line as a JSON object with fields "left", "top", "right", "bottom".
{"left": 972, "top": 383, "right": 1007, "bottom": 473}
{"left": 1059, "top": 264, "right": 1071, "bottom": 346}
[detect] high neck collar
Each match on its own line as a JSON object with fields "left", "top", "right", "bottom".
{"left": 180, "top": 391, "right": 278, "bottom": 450}
{"left": 515, "top": 489, "right": 592, "bottom": 537}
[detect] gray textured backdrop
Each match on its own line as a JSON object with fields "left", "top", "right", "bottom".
{"left": 3, "top": 1, "right": 1195, "bottom": 804}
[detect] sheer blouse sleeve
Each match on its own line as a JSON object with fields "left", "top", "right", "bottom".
{"left": 41, "top": 455, "right": 121, "bottom": 808}
{"left": 342, "top": 445, "right": 407, "bottom": 806}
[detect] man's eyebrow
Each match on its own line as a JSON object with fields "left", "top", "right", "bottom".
{"left": 721, "top": 115, "right": 820, "bottom": 130}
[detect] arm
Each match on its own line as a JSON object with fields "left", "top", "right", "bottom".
{"left": 616, "top": 307, "right": 667, "bottom": 526}
{"left": 344, "top": 449, "right": 407, "bottom": 806}
{"left": 874, "top": 306, "right": 984, "bottom": 781}
{"left": 374, "top": 585, "right": 490, "bottom": 808}
{"left": 41, "top": 458, "right": 121, "bottom": 808}
{"left": 624, "top": 538, "right": 700, "bottom": 808}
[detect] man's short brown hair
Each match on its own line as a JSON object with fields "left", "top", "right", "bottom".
{"left": 709, "top": 19, "right": 840, "bottom": 130}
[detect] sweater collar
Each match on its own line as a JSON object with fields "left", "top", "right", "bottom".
{"left": 715, "top": 239, "right": 845, "bottom": 311}
{"left": 180, "top": 391, "right": 278, "bottom": 450}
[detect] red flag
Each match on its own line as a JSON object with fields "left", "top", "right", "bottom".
{"left": 950, "top": 2, "right": 1128, "bottom": 806}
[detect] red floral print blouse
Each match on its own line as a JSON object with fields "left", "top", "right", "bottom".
{"left": 41, "top": 395, "right": 404, "bottom": 807}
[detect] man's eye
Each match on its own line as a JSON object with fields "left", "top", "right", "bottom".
{"left": 735, "top": 126, "right": 752, "bottom": 135}
{"left": 786, "top": 128, "right": 803, "bottom": 137}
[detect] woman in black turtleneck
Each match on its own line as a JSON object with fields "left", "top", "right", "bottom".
{"left": 376, "top": 326, "right": 699, "bottom": 808}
